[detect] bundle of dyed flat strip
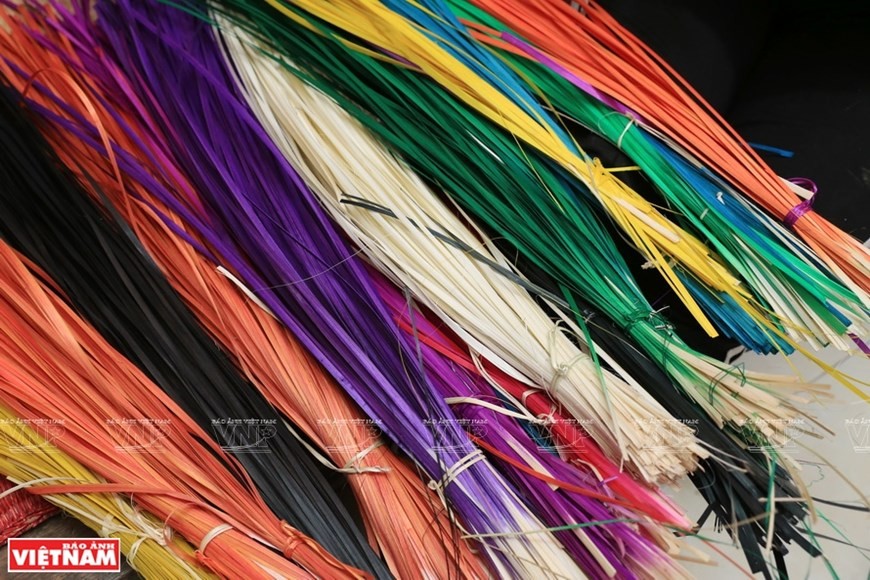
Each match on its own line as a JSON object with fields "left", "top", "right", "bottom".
{"left": 217, "top": 17, "right": 703, "bottom": 486}
{"left": 0, "top": 8, "right": 485, "bottom": 576}
{"left": 0, "top": 241, "right": 317, "bottom": 579}
{"left": 446, "top": 2, "right": 869, "bottom": 356}
{"left": 0, "top": 81, "right": 373, "bottom": 578}
{"left": 461, "top": 0, "right": 870, "bottom": 297}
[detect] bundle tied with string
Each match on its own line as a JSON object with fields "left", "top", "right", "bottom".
{"left": 199, "top": 0, "right": 827, "bottom": 479}
{"left": 0, "top": 242, "right": 315, "bottom": 579}
{"left": 371, "top": 275, "right": 691, "bottom": 579}
{"left": 376, "top": 282, "right": 691, "bottom": 530}
{"left": 0, "top": 6, "right": 486, "bottom": 577}
{"left": 215, "top": 14, "right": 702, "bottom": 485}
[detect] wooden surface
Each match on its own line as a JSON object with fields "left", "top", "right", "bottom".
{"left": 0, "top": 515, "right": 140, "bottom": 579}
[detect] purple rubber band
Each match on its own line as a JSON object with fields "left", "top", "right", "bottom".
{"left": 787, "top": 177, "right": 818, "bottom": 194}
{"left": 784, "top": 177, "right": 818, "bottom": 228}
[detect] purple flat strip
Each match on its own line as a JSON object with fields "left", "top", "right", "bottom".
{"left": 849, "top": 333, "right": 870, "bottom": 357}
{"left": 376, "top": 45, "right": 419, "bottom": 69}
